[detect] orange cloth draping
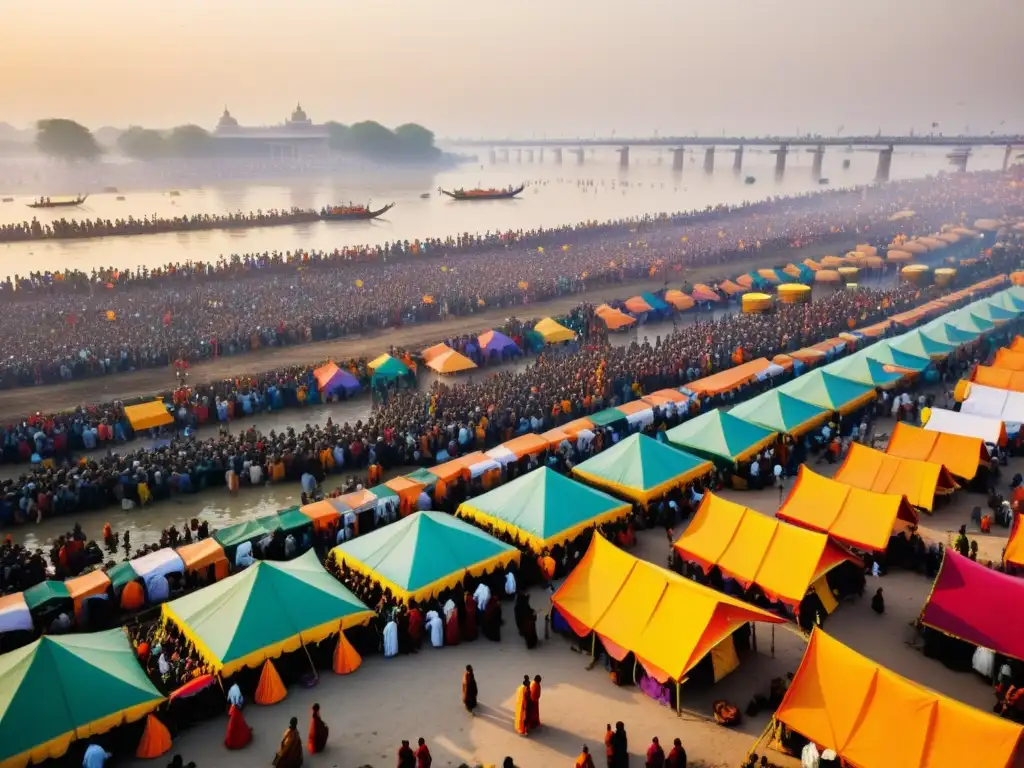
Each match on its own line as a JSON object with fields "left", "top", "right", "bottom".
{"left": 135, "top": 714, "right": 172, "bottom": 759}
{"left": 333, "top": 632, "right": 362, "bottom": 674}
{"left": 255, "top": 659, "right": 287, "bottom": 705}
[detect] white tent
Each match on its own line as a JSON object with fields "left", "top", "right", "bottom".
{"left": 959, "top": 383, "right": 1024, "bottom": 434}
{"left": 925, "top": 407, "right": 1005, "bottom": 447}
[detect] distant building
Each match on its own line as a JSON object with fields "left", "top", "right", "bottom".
{"left": 212, "top": 104, "right": 330, "bottom": 158}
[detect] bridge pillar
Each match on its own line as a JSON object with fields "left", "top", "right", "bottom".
{"left": 703, "top": 147, "right": 715, "bottom": 173}
{"left": 573, "top": 148, "right": 585, "bottom": 165}
{"left": 526, "top": 149, "right": 534, "bottom": 162}
{"left": 489, "top": 149, "right": 497, "bottom": 164}
{"left": 538, "top": 148, "right": 544, "bottom": 162}
{"left": 1004, "top": 145, "right": 1014, "bottom": 172}
{"left": 733, "top": 145, "right": 744, "bottom": 172}
{"left": 618, "top": 146, "right": 630, "bottom": 168}
{"left": 553, "top": 148, "right": 562, "bottom": 164}
{"left": 515, "top": 149, "right": 522, "bottom": 162}
{"left": 949, "top": 149, "right": 969, "bottom": 173}
{"left": 499, "top": 149, "right": 509, "bottom": 162}
{"left": 672, "top": 148, "right": 685, "bottom": 172}
{"left": 772, "top": 144, "right": 789, "bottom": 179}
{"left": 875, "top": 145, "right": 894, "bottom": 182}
{"left": 810, "top": 144, "right": 825, "bottom": 179}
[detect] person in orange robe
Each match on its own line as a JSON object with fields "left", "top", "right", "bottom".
{"left": 513, "top": 675, "right": 531, "bottom": 736}
{"left": 527, "top": 675, "right": 542, "bottom": 730}
{"left": 307, "top": 702, "right": 329, "bottom": 754}
{"left": 224, "top": 704, "right": 252, "bottom": 750}
{"left": 574, "top": 745, "right": 596, "bottom": 767}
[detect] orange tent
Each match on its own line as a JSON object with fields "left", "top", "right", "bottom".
{"left": 736, "top": 274, "right": 755, "bottom": 288}
{"left": 497, "top": 433, "right": 550, "bottom": 458}
{"left": 135, "top": 714, "right": 172, "bottom": 759}
{"left": 993, "top": 348, "right": 1024, "bottom": 372}
{"left": 561, "top": 418, "right": 595, "bottom": 436}
{"left": 540, "top": 427, "right": 572, "bottom": 447}
{"left": 426, "top": 348, "right": 477, "bottom": 374}
{"left": 687, "top": 358, "right": 773, "bottom": 396}
{"left": 338, "top": 488, "right": 377, "bottom": 510}
{"left": 719, "top": 279, "right": 746, "bottom": 296}
{"left": 384, "top": 476, "right": 425, "bottom": 517}
{"left": 663, "top": 290, "right": 695, "bottom": 310}
{"left": 833, "top": 443, "right": 956, "bottom": 512}
{"left": 642, "top": 389, "right": 690, "bottom": 407}
{"left": 1011, "top": 336, "right": 1024, "bottom": 353}
{"left": 624, "top": 296, "right": 654, "bottom": 313}
{"left": 313, "top": 362, "right": 343, "bottom": 390}
{"left": 775, "top": 629, "right": 1023, "bottom": 768}
{"left": 1006, "top": 517, "right": 1024, "bottom": 569}
{"left": 429, "top": 451, "right": 488, "bottom": 482}
{"left": 885, "top": 422, "right": 986, "bottom": 481}
{"left": 422, "top": 343, "right": 451, "bottom": 363}
{"left": 690, "top": 283, "right": 720, "bottom": 302}
{"left": 299, "top": 499, "right": 348, "bottom": 533}
{"left": 789, "top": 347, "right": 826, "bottom": 365}
{"left": 777, "top": 466, "right": 918, "bottom": 553}
{"left": 596, "top": 304, "right": 637, "bottom": 330}
{"left": 972, "top": 365, "right": 1024, "bottom": 392}
{"left": 176, "top": 538, "right": 230, "bottom": 581}
{"left": 66, "top": 570, "right": 112, "bottom": 619}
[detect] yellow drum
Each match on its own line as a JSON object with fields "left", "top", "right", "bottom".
{"left": 742, "top": 292, "right": 774, "bottom": 313}
{"left": 777, "top": 283, "right": 811, "bottom": 304}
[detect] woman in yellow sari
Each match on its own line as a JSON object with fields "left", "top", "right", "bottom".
{"left": 513, "top": 675, "right": 531, "bottom": 736}
{"left": 273, "top": 717, "right": 303, "bottom": 767}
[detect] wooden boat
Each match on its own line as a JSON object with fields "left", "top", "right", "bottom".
{"left": 419, "top": 192, "right": 431, "bottom": 199}
{"left": 26, "top": 195, "right": 87, "bottom": 208}
{"left": 321, "top": 202, "right": 394, "bottom": 221}
{"left": 439, "top": 185, "right": 524, "bottom": 201}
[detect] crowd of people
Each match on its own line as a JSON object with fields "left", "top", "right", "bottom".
{"left": 0, "top": 169, "right": 1019, "bottom": 390}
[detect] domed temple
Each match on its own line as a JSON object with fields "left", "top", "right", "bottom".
{"left": 212, "top": 103, "right": 330, "bottom": 158}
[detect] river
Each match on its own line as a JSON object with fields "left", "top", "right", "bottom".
{"left": 0, "top": 145, "right": 1007, "bottom": 279}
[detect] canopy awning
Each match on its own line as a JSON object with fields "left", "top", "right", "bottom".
{"left": 777, "top": 370, "right": 876, "bottom": 415}
{"left": 959, "top": 382, "right": 1024, "bottom": 433}
{"left": 533, "top": 317, "right": 575, "bottom": 343}
{"left": 925, "top": 406, "right": 1008, "bottom": 446}
{"left": 124, "top": 401, "right": 173, "bottom": 431}
{"left": 728, "top": 390, "right": 830, "bottom": 437}
{"left": 666, "top": 409, "right": 777, "bottom": 465}
{"left": 885, "top": 422, "right": 986, "bottom": 481}
{"left": 971, "top": 364, "right": 1024, "bottom": 392}
{"left": 833, "top": 443, "right": 957, "bottom": 512}
{"left": 686, "top": 358, "right": 774, "bottom": 396}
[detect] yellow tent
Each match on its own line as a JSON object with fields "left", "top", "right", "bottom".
{"left": 972, "top": 364, "right": 1024, "bottom": 392}
{"left": 673, "top": 494, "right": 856, "bottom": 608}
{"left": 595, "top": 304, "right": 638, "bottom": 330}
{"left": 422, "top": 343, "right": 452, "bottom": 363}
{"left": 367, "top": 353, "right": 393, "bottom": 370}
{"left": 778, "top": 466, "right": 918, "bottom": 553}
{"left": 774, "top": 629, "right": 1023, "bottom": 768}
{"left": 124, "top": 401, "right": 173, "bottom": 431}
{"left": 833, "top": 443, "right": 957, "bottom": 512}
{"left": 885, "top": 422, "right": 986, "bottom": 481}
{"left": 426, "top": 348, "right": 478, "bottom": 374}
{"left": 533, "top": 317, "right": 575, "bottom": 343}
{"left": 552, "top": 534, "right": 783, "bottom": 684}
{"left": 992, "top": 348, "right": 1024, "bottom": 372}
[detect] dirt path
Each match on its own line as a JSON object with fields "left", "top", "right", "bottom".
{"left": 0, "top": 239, "right": 862, "bottom": 419}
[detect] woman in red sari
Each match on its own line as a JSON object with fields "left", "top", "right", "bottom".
{"left": 224, "top": 704, "right": 252, "bottom": 750}
{"left": 527, "top": 675, "right": 542, "bottom": 730}
{"left": 307, "top": 702, "right": 329, "bottom": 754}
{"left": 463, "top": 591, "right": 478, "bottom": 641}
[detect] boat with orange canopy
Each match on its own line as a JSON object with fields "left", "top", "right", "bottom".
{"left": 439, "top": 185, "right": 524, "bottom": 200}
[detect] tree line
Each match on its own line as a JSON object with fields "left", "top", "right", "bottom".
{"left": 33, "top": 118, "right": 440, "bottom": 162}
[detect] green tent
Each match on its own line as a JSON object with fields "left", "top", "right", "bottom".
{"left": 920, "top": 321, "right": 977, "bottom": 346}
{"left": 857, "top": 343, "right": 930, "bottom": 372}
{"left": 366, "top": 483, "right": 399, "bottom": 501}
{"left": 729, "top": 391, "right": 829, "bottom": 437}
{"left": 888, "top": 330, "right": 955, "bottom": 360}
{"left": 405, "top": 467, "right": 438, "bottom": 487}
{"left": 987, "top": 291, "right": 1024, "bottom": 313}
{"left": 972, "top": 300, "right": 1017, "bottom": 324}
{"left": 940, "top": 309, "right": 994, "bottom": 336}
{"left": 822, "top": 354, "right": 908, "bottom": 389}
{"left": 162, "top": 550, "right": 372, "bottom": 675}
{"left": 665, "top": 409, "right": 777, "bottom": 465}
{"left": 778, "top": 370, "right": 876, "bottom": 414}
{"left": 106, "top": 561, "right": 139, "bottom": 592}
{"left": 332, "top": 511, "right": 518, "bottom": 602}
{"left": 458, "top": 466, "right": 630, "bottom": 550}
{"left": 572, "top": 433, "right": 712, "bottom": 505}
{"left": 256, "top": 506, "right": 312, "bottom": 537}
{"left": 0, "top": 630, "right": 163, "bottom": 767}
{"left": 213, "top": 518, "right": 271, "bottom": 551}
{"left": 589, "top": 407, "right": 629, "bottom": 431}
{"left": 371, "top": 355, "right": 409, "bottom": 382}
{"left": 22, "top": 580, "right": 71, "bottom": 613}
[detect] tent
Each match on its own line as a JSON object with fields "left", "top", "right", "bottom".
{"left": 885, "top": 422, "right": 986, "bottom": 481}
{"left": 888, "top": 330, "right": 955, "bottom": 360}
{"left": 921, "top": 321, "right": 978, "bottom": 347}
{"left": 0, "top": 631, "right": 164, "bottom": 768}
{"left": 478, "top": 330, "right": 520, "bottom": 356}
{"left": 369, "top": 354, "right": 409, "bottom": 382}
{"left": 686, "top": 358, "right": 775, "bottom": 396}
{"left": 23, "top": 580, "right": 72, "bottom": 615}
{"left": 421, "top": 343, "right": 451, "bottom": 363}
{"left": 822, "top": 353, "right": 913, "bottom": 388}
{"left": 426, "top": 348, "right": 477, "bottom": 374}
{"left": 124, "top": 400, "right": 173, "bottom": 431}
{"left": 971, "top": 301, "right": 1018, "bottom": 326}
{"left": 331, "top": 511, "right": 519, "bottom": 602}
{"left": 457, "top": 467, "right": 630, "bottom": 550}
{"left": 833, "top": 443, "right": 955, "bottom": 512}
{"left": 728, "top": 391, "right": 830, "bottom": 437}
{"left": 993, "top": 348, "right": 1024, "bottom": 372}
{"left": 176, "top": 538, "right": 230, "bottom": 581}
{"left": 925, "top": 407, "right": 1008, "bottom": 446}
{"left": 595, "top": 304, "right": 637, "bottom": 330}
{"left": 65, "top": 570, "right": 112, "bottom": 619}
{"left": 624, "top": 295, "right": 655, "bottom": 313}
{"left": 552, "top": 535, "right": 784, "bottom": 686}
{"left": 921, "top": 550, "right": 1024, "bottom": 663}
{"left": 673, "top": 493, "right": 856, "bottom": 608}
{"left": 1006, "top": 516, "right": 1024, "bottom": 569}
{"left": 299, "top": 498, "right": 352, "bottom": 533}
{"left": 0, "top": 593, "right": 32, "bottom": 635}
{"left": 666, "top": 409, "right": 777, "bottom": 465}
{"left": 162, "top": 551, "right": 373, "bottom": 676}
{"left": 777, "top": 466, "right": 918, "bottom": 553}
{"left": 972, "top": 364, "right": 1024, "bottom": 393}
{"left": 774, "top": 628, "right": 1022, "bottom": 768}
{"left": 857, "top": 342, "right": 930, "bottom": 372}
{"left": 312, "top": 363, "right": 360, "bottom": 396}
{"left": 572, "top": 433, "right": 713, "bottom": 505}
{"left": 690, "top": 283, "right": 720, "bottom": 302}
{"left": 959, "top": 382, "right": 1024, "bottom": 433}
{"left": 777, "top": 370, "right": 876, "bottom": 415}
{"left": 533, "top": 317, "right": 575, "bottom": 343}
{"left": 485, "top": 433, "right": 550, "bottom": 465}
{"left": 663, "top": 289, "right": 696, "bottom": 310}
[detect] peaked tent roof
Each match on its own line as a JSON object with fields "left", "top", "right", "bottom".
{"left": 777, "top": 370, "right": 877, "bottom": 415}
{"left": 775, "top": 629, "right": 1023, "bottom": 768}
{"left": 886, "top": 422, "right": 985, "bottom": 481}
{"left": 162, "top": 550, "right": 373, "bottom": 676}
{"left": 457, "top": 466, "right": 630, "bottom": 550}
{"left": 673, "top": 494, "right": 856, "bottom": 607}
{"left": 921, "top": 321, "right": 978, "bottom": 347}
{"left": 822, "top": 353, "right": 912, "bottom": 388}
{"left": 686, "top": 358, "right": 774, "bottom": 396}
{"left": 331, "top": 511, "right": 518, "bottom": 602}
{"left": 426, "top": 348, "right": 478, "bottom": 374}
{"left": 572, "top": 433, "right": 713, "bottom": 505}
{"left": 777, "top": 466, "right": 917, "bottom": 553}
{"left": 552, "top": 535, "right": 784, "bottom": 683}
{"left": 972, "top": 364, "right": 1024, "bottom": 393}
{"left": 992, "top": 348, "right": 1024, "bottom": 372}
{"left": 728, "top": 390, "right": 830, "bottom": 436}
{"left": 888, "top": 330, "right": 956, "bottom": 360}
{"left": 833, "top": 442, "right": 956, "bottom": 511}
{"left": 478, "top": 329, "right": 520, "bottom": 355}
{"left": 0, "top": 630, "right": 164, "bottom": 768}
{"left": 665, "top": 409, "right": 777, "bottom": 464}
{"left": 858, "top": 342, "right": 930, "bottom": 371}
{"left": 533, "top": 317, "right": 575, "bottom": 343}
{"left": 921, "top": 550, "right": 1024, "bottom": 663}
{"left": 371, "top": 355, "right": 410, "bottom": 380}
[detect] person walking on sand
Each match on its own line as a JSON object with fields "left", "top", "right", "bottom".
{"left": 666, "top": 738, "right": 686, "bottom": 767}
{"left": 646, "top": 736, "right": 665, "bottom": 767}
{"left": 307, "top": 702, "right": 328, "bottom": 754}
{"left": 224, "top": 703, "right": 252, "bottom": 750}
{"left": 415, "top": 737, "right": 433, "bottom": 768}
{"left": 605, "top": 724, "right": 615, "bottom": 768}
{"left": 528, "top": 674, "right": 542, "bottom": 730}
{"left": 273, "top": 717, "right": 303, "bottom": 768}
{"left": 462, "top": 664, "right": 478, "bottom": 714}
{"left": 397, "top": 739, "right": 415, "bottom": 768}
{"left": 576, "top": 745, "right": 597, "bottom": 767}
{"left": 610, "top": 721, "right": 629, "bottom": 768}
{"left": 514, "top": 675, "right": 531, "bottom": 736}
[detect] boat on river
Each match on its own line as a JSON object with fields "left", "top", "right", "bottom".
{"left": 320, "top": 202, "right": 394, "bottom": 221}
{"left": 439, "top": 185, "right": 524, "bottom": 201}
{"left": 27, "top": 195, "right": 88, "bottom": 208}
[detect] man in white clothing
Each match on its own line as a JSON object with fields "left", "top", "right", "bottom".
{"left": 383, "top": 620, "right": 398, "bottom": 657}
{"left": 504, "top": 569, "right": 517, "bottom": 597}
{"left": 473, "top": 582, "right": 491, "bottom": 612}
{"left": 425, "top": 610, "right": 444, "bottom": 648}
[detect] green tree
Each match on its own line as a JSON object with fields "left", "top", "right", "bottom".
{"left": 347, "top": 121, "right": 398, "bottom": 157}
{"left": 324, "top": 121, "right": 351, "bottom": 151}
{"left": 167, "top": 124, "right": 214, "bottom": 157}
{"left": 394, "top": 123, "right": 435, "bottom": 152}
{"left": 117, "top": 126, "right": 168, "bottom": 160}
{"left": 35, "top": 119, "right": 102, "bottom": 162}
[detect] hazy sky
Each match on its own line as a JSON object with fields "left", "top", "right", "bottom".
{"left": 2, "top": 0, "right": 1022, "bottom": 139}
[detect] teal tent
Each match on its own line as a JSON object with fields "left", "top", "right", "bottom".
{"left": 778, "top": 370, "right": 877, "bottom": 414}
{"left": 665, "top": 410, "right": 777, "bottom": 465}
{"left": 729, "top": 391, "right": 829, "bottom": 436}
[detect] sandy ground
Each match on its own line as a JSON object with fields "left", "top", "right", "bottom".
{"left": 0, "top": 238, "right": 872, "bottom": 420}
{"left": 104, "top": 412, "right": 1010, "bottom": 768}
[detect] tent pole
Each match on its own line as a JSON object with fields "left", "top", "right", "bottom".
{"left": 591, "top": 633, "right": 596, "bottom": 659}
{"left": 675, "top": 680, "right": 681, "bottom": 716}
{"left": 301, "top": 639, "right": 319, "bottom": 679}
{"left": 747, "top": 717, "right": 776, "bottom": 762}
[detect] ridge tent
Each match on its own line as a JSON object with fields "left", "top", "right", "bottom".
{"left": 572, "top": 433, "right": 713, "bottom": 505}
{"left": 533, "top": 317, "right": 575, "bottom": 343}
{"left": 477, "top": 330, "right": 520, "bottom": 356}
{"left": 777, "top": 370, "right": 876, "bottom": 415}
{"left": 774, "top": 628, "right": 1022, "bottom": 768}
{"left": 971, "top": 364, "right": 1024, "bottom": 393}
{"left": 777, "top": 466, "right": 917, "bottom": 553}
{"left": 673, "top": 493, "right": 857, "bottom": 609}
{"left": 663, "top": 289, "right": 696, "bottom": 310}
{"left": 162, "top": 550, "right": 373, "bottom": 676}
{"left": 176, "top": 538, "right": 230, "bottom": 581}
{"left": 124, "top": 400, "right": 173, "bottom": 432}
{"left": 833, "top": 442, "right": 956, "bottom": 511}
{"left": 457, "top": 466, "right": 630, "bottom": 550}
{"left": 665, "top": 409, "right": 777, "bottom": 465}
{"left": 993, "top": 348, "right": 1024, "bottom": 372}
{"left": 426, "top": 348, "right": 478, "bottom": 374}
{"left": 686, "top": 358, "right": 776, "bottom": 396}
{"left": 958, "top": 381, "right": 1024, "bottom": 433}
{"left": 728, "top": 391, "right": 830, "bottom": 437}
{"left": 369, "top": 354, "right": 410, "bottom": 383}
{"left": 312, "top": 362, "right": 360, "bottom": 396}
{"left": 822, "top": 353, "right": 913, "bottom": 388}
{"left": 624, "top": 295, "right": 654, "bottom": 313}
{"left": 888, "top": 330, "right": 956, "bottom": 360}
{"left": 925, "top": 407, "right": 1008, "bottom": 446}
{"left": 885, "top": 422, "right": 986, "bottom": 482}
{"left": 421, "top": 343, "right": 452, "bottom": 363}
{"left": 857, "top": 342, "right": 930, "bottom": 372}
{"left": 595, "top": 304, "right": 637, "bottom": 330}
